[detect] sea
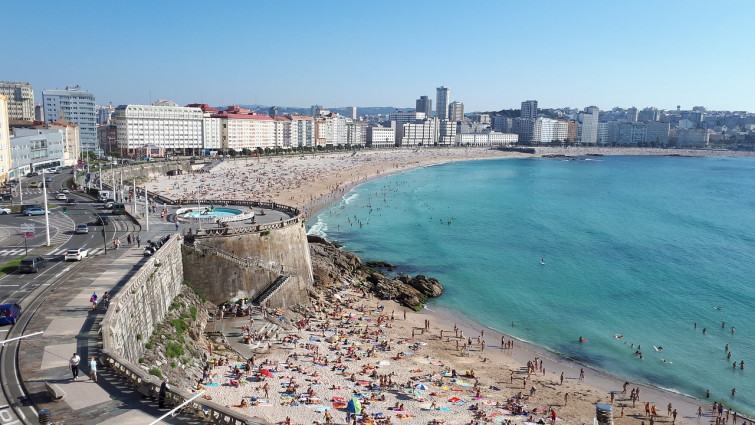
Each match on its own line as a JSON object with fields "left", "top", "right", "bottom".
{"left": 307, "top": 155, "right": 755, "bottom": 416}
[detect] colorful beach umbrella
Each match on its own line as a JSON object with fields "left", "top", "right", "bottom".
{"left": 414, "top": 383, "right": 428, "bottom": 390}
{"left": 347, "top": 397, "right": 362, "bottom": 414}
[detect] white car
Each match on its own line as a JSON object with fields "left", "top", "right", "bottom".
{"left": 56, "top": 193, "right": 67, "bottom": 200}
{"left": 0, "top": 207, "right": 11, "bottom": 215}
{"left": 64, "top": 248, "right": 88, "bottom": 261}
{"left": 62, "top": 189, "right": 70, "bottom": 193}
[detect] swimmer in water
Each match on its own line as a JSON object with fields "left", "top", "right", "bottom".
{"left": 579, "top": 336, "right": 586, "bottom": 343}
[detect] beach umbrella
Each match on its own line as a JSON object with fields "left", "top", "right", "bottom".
{"left": 328, "top": 335, "right": 339, "bottom": 343}
{"left": 347, "top": 397, "right": 362, "bottom": 414}
{"left": 260, "top": 369, "right": 273, "bottom": 377}
{"left": 414, "top": 383, "right": 428, "bottom": 390}
{"left": 229, "top": 297, "right": 240, "bottom": 303}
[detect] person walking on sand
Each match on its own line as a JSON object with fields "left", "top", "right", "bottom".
{"left": 69, "top": 352, "right": 81, "bottom": 380}
{"left": 89, "top": 356, "right": 98, "bottom": 382}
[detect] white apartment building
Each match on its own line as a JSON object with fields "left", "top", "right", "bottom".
{"left": 553, "top": 120, "right": 569, "bottom": 142}
{"left": 42, "top": 86, "right": 98, "bottom": 154}
{"left": 401, "top": 118, "right": 437, "bottom": 147}
{"left": 115, "top": 104, "right": 204, "bottom": 155}
{"left": 217, "top": 113, "right": 275, "bottom": 151}
{"left": 579, "top": 106, "right": 599, "bottom": 144}
{"left": 9, "top": 128, "right": 66, "bottom": 176}
{"left": 368, "top": 124, "right": 396, "bottom": 148}
{"left": 290, "top": 115, "right": 316, "bottom": 148}
{"left": 203, "top": 116, "right": 223, "bottom": 150}
{"left": 41, "top": 121, "right": 80, "bottom": 165}
{"left": 597, "top": 122, "right": 610, "bottom": 144}
{"left": 317, "top": 115, "right": 348, "bottom": 146}
{"left": 449, "top": 101, "right": 464, "bottom": 122}
{"left": 0, "top": 82, "right": 35, "bottom": 121}
{"left": 273, "top": 116, "right": 292, "bottom": 148}
{"left": 675, "top": 128, "right": 709, "bottom": 148}
{"left": 347, "top": 120, "right": 367, "bottom": 147}
{"left": 455, "top": 132, "right": 518, "bottom": 147}
{"left": 0, "top": 95, "right": 11, "bottom": 183}
{"left": 438, "top": 120, "right": 456, "bottom": 145}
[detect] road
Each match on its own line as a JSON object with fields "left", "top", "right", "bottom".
{"left": 0, "top": 171, "right": 142, "bottom": 423}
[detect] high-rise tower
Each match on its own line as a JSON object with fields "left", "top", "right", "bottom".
{"left": 521, "top": 100, "right": 538, "bottom": 120}
{"left": 436, "top": 86, "right": 450, "bottom": 120}
{"left": 416, "top": 96, "right": 432, "bottom": 117}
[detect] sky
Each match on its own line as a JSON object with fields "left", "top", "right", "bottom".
{"left": 2, "top": 0, "right": 753, "bottom": 113}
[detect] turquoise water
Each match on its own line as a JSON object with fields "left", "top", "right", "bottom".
{"left": 184, "top": 207, "right": 242, "bottom": 218}
{"left": 308, "top": 156, "right": 755, "bottom": 416}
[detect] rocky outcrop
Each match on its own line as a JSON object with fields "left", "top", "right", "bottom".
{"left": 308, "top": 236, "right": 443, "bottom": 310}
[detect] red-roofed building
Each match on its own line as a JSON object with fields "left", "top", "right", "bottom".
{"left": 210, "top": 107, "right": 275, "bottom": 152}
{"left": 185, "top": 103, "right": 219, "bottom": 113}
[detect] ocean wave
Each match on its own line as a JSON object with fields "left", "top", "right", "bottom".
{"left": 306, "top": 217, "right": 328, "bottom": 237}
{"left": 343, "top": 193, "right": 359, "bottom": 205}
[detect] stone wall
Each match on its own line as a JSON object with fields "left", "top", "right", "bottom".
{"left": 182, "top": 220, "right": 313, "bottom": 308}
{"left": 102, "top": 236, "right": 184, "bottom": 363}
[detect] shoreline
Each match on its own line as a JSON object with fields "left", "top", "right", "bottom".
{"left": 150, "top": 147, "right": 754, "bottom": 424}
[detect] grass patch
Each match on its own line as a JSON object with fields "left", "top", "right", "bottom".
{"left": 149, "top": 368, "right": 163, "bottom": 379}
{"left": 0, "top": 258, "right": 23, "bottom": 277}
{"left": 169, "top": 318, "right": 188, "bottom": 334}
{"left": 165, "top": 342, "right": 185, "bottom": 358}
{"left": 189, "top": 306, "right": 197, "bottom": 321}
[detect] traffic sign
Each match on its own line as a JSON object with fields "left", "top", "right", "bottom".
{"left": 20, "top": 223, "right": 35, "bottom": 239}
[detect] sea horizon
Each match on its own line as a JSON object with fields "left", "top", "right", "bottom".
{"left": 307, "top": 155, "right": 755, "bottom": 417}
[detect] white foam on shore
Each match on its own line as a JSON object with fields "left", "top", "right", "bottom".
{"left": 306, "top": 217, "right": 328, "bottom": 237}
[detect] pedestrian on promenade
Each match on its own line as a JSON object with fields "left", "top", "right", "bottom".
{"left": 69, "top": 352, "right": 81, "bottom": 380}
{"left": 175, "top": 221, "right": 179, "bottom": 231}
{"left": 136, "top": 235, "right": 141, "bottom": 248}
{"left": 90, "top": 292, "right": 98, "bottom": 310}
{"left": 159, "top": 381, "right": 169, "bottom": 408}
{"left": 89, "top": 356, "right": 98, "bottom": 382}
{"left": 127, "top": 234, "right": 132, "bottom": 245}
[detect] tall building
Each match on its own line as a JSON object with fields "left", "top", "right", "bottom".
{"left": 42, "top": 86, "right": 97, "bottom": 155}
{"left": 367, "top": 123, "right": 396, "bottom": 148}
{"left": 416, "top": 96, "right": 432, "bottom": 117}
{"left": 639, "top": 107, "right": 659, "bottom": 122}
{"left": 0, "top": 82, "right": 35, "bottom": 121}
{"left": 0, "top": 95, "right": 11, "bottom": 183}
{"left": 115, "top": 104, "right": 204, "bottom": 155}
{"left": 346, "top": 107, "right": 357, "bottom": 120}
{"left": 34, "top": 104, "right": 43, "bottom": 121}
{"left": 269, "top": 106, "right": 279, "bottom": 117}
{"left": 449, "top": 101, "right": 464, "bottom": 122}
{"left": 436, "top": 86, "right": 450, "bottom": 120}
{"left": 626, "top": 107, "right": 639, "bottom": 122}
{"left": 521, "top": 100, "right": 538, "bottom": 120}
{"left": 579, "top": 106, "right": 599, "bottom": 144}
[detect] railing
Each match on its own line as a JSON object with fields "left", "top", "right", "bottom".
{"left": 189, "top": 241, "right": 280, "bottom": 274}
{"left": 253, "top": 275, "right": 291, "bottom": 305}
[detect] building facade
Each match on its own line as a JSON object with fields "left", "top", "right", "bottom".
{"left": 211, "top": 106, "right": 275, "bottom": 152}
{"left": 9, "top": 128, "right": 66, "bottom": 177}
{"left": 449, "top": 101, "right": 464, "bottom": 122}
{"left": 521, "top": 100, "right": 538, "bottom": 120}
{"left": 367, "top": 123, "right": 396, "bottom": 148}
{"left": 401, "top": 118, "right": 437, "bottom": 147}
{"left": 0, "top": 82, "right": 35, "bottom": 121}
{"left": 579, "top": 106, "right": 599, "bottom": 144}
{"left": 289, "top": 115, "right": 316, "bottom": 148}
{"left": 115, "top": 104, "right": 204, "bottom": 156}
{"left": 0, "top": 95, "right": 11, "bottom": 183}
{"left": 42, "top": 86, "right": 97, "bottom": 155}
{"left": 438, "top": 120, "right": 456, "bottom": 145}
{"left": 455, "top": 132, "right": 518, "bottom": 147}
{"left": 436, "top": 86, "right": 450, "bottom": 120}
{"left": 416, "top": 96, "right": 432, "bottom": 117}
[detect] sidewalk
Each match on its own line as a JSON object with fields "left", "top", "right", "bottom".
{"left": 17, "top": 222, "right": 189, "bottom": 424}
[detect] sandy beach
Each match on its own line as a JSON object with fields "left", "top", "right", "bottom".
{"left": 149, "top": 147, "right": 753, "bottom": 425}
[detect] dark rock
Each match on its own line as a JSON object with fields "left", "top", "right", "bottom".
{"left": 365, "top": 261, "right": 394, "bottom": 271}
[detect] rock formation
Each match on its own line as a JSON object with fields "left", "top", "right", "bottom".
{"left": 308, "top": 235, "right": 443, "bottom": 310}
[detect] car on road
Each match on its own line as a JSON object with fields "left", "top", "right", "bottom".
{"left": 0, "top": 303, "right": 22, "bottom": 325}
{"left": 75, "top": 223, "right": 89, "bottom": 234}
{"left": 92, "top": 215, "right": 109, "bottom": 226}
{"left": 66, "top": 198, "right": 77, "bottom": 204}
{"left": 0, "top": 193, "right": 12, "bottom": 201}
{"left": 19, "top": 256, "right": 47, "bottom": 273}
{"left": 64, "top": 248, "right": 88, "bottom": 261}
{"left": 104, "top": 201, "right": 114, "bottom": 209}
{"left": 29, "top": 182, "right": 40, "bottom": 188}
{"left": 44, "top": 176, "right": 53, "bottom": 183}
{"left": 26, "top": 172, "right": 39, "bottom": 177}
{"left": 25, "top": 207, "right": 48, "bottom": 216}
{"left": 62, "top": 188, "right": 70, "bottom": 193}
{"left": 56, "top": 193, "right": 67, "bottom": 200}
{"left": 0, "top": 207, "right": 11, "bottom": 214}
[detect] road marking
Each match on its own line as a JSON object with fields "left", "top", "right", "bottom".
{"left": 0, "top": 285, "right": 20, "bottom": 287}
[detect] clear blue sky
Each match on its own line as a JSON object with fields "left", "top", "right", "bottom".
{"left": 2, "top": 0, "right": 753, "bottom": 112}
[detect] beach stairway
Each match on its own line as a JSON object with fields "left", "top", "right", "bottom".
{"left": 254, "top": 275, "right": 291, "bottom": 306}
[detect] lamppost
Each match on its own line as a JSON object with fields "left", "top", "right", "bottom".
{"left": 40, "top": 170, "right": 51, "bottom": 246}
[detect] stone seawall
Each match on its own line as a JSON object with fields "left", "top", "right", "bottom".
{"left": 183, "top": 219, "right": 313, "bottom": 308}
{"left": 102, "top": 235, "right": 184, "bottom": 363}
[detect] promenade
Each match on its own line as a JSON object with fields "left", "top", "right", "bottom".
{"left": 15, "top": 214, "right": 186, "bottom": 424}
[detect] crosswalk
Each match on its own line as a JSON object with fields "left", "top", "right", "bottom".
{"left": 0, "top": 247, "right": 106, "bottom": 257}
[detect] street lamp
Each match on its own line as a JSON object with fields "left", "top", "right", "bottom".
{"left": 40, "top": 169, "right": 51, "bottom": 247}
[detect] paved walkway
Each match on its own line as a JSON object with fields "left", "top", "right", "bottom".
{"left": 16, "top": 221, "right": 192, "bottom": 424}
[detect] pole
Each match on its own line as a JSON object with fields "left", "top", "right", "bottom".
{"left": 145, "top": 186, "right": 149, "bottom": 231}
{"left": 18, "top": 167, "right": 23, "bottom": 205}
{"left": 41, "top": 170, "right": 51, "bottom": 246}
{"left": 132, "top": 166, "right": 136, "bottom": 214}
{"left": 2, "top": 331, "right": 44, "bottom": 346}
{"left": 111, "top": 163, "right": 115, "bottom": 202}
{"left": 119, "top": 168, "right": 123, "bottom": 203}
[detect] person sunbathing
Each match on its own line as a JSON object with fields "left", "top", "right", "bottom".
{"left": 240, "top": 399, "right": 249, "bottom": 408}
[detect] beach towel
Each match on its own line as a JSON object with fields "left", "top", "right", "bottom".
{"left": 333, "top": 402, "right": 347, "bottom": 409}
{"left": 439, "top": 407, "right": 451, "bottom": 411}
{"left": 448, "top": 397, "right": 461, "bottom": 403}
{"left": 316, "top": 406, "right": 331, "bottom": 412}
{"left": 431, "top": 361, "right": 443, "bottom": 366}
{"left": 454, "top": 400, "right": 467, "bottom": 406}
{"left": 205, "top": 383, "right": 219, "bottom": 387}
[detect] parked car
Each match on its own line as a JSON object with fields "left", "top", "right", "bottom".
{"left": 0, "top": 193, "right": 12, "bottom": 201}
{"left": 0, "top": 207, "right": 11, "bottom": 215}
{"left": 20, "top": 204, "right": 43, "bottom": 215}
{"left": 75, "top": 224, "right": 89, "bottom": 234}
{"left": 19, "top": 256, "right": 47, "bottom": 273}
{"left": 56, "top": 193, "right": 67, "bottom": 200}
{"left": 25, "top": 207, "right": 48, "bottom": 216}
{"left": 64, "top": 248, "right": 88, "bottom": 261}
{"left": 0, "top": 303, "right": 22, "bottom": 325}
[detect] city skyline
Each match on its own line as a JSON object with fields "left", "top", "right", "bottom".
{"left": 2, "top": 1, "right": 754, "bottom": 113}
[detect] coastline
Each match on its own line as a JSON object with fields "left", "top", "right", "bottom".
{"left": 150, "top": 147, "right": 753, "bottom": 424}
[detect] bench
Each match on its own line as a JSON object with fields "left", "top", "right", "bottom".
{"left": 45, "top": 382, "right": 66, "bottom": 401}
